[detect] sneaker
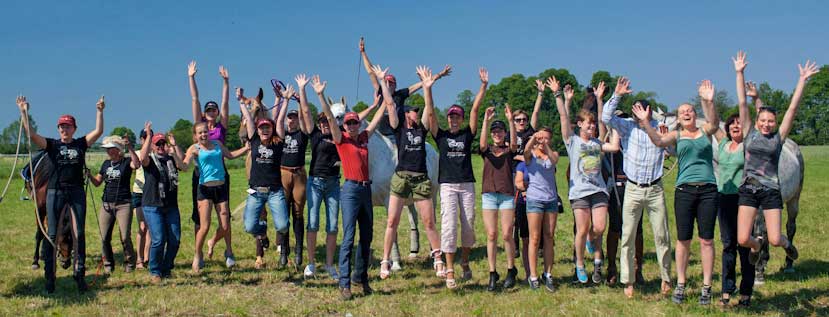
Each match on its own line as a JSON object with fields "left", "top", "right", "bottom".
{"left": 361, "top": 283, "right": 373, "bottom": 295}
{"left": 672, "top": 283, "right": 686, "bottom": 304}
{"left": 529, "top": 277, "right": 540, "bottom": 290}
{"left": 45, "top": 278, "right": 55, "bottom": 293}
{"left": 543, "top": 273, "right": 556, "bottom": 292}
{"left": 304, "top": 264, "right": 316, "bottom": 278}
{"left": 125, "top": 264, "right": 134, "bottom": 273}
{"left": 754, "top": 269, "right": 765, "bottom": 285}
{"left": 461, "top": 263, "right": 472, "bottom": 281}
{"left": 225, "top": 252, "right": 237, "bottom": 268}
{"left": 339, "top": 287, "right": 352, "bottom": 301}
{"left": 104, "top": 265, "right": 114, "bottom": 274}
{"left": 326, "top": 264, "right": 339, "bottom": 280}
{"left": 592, "top": 261, "right": 604, "bottom": 284}
{"left": 576, "top": 266, "right": 588, "bottom": 284}
{"left": 408, "top": 251, "right": 418, "bottom": 259}
{"left": 785, "top": 243, "right": 799, "bottom": 261}
{"left": 586, "top": 240, "right": 595, "bottom": 254}
{"left": 150, "top": 275, "right": 162, "bottom": 285}
{"left": 699, "top": 285, "right": 712, "bottom": 305}
{"left": 737, "top": 297, "right": 751, "bottom": 307}
{"left": 391, "top": 261, "right": 402, "bottom": 272}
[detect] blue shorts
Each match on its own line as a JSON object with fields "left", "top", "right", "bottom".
{"left": 526, "top": 198, "right": 558, "bottom": 213}
{"left": 482, "top": 192, "right": 515, "bottom": 210}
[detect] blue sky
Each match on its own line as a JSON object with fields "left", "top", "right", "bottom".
{"left": 2, "top": 0, "right": 827, "bottom": 135}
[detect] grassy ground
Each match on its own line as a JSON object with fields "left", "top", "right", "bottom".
{"left": 0, "top": 147, "right": 827, "bottom": 316}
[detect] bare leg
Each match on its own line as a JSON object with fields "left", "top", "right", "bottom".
{"left": 482, "top": 210, "right": 499, "bottom": 272}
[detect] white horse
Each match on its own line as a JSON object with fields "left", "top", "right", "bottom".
{"left": 657, "top": 111, "right": 804, "bottom": 273}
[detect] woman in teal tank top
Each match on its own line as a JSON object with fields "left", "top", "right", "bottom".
{"left": 632, "top": 80, "right": 720, "bottom": 305}
{"left": 182, "top": 122, "right": 249, "bottom": 273}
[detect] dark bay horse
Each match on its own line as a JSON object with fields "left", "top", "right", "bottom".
{"left": 25, "top": 151, "right": 74, "bottom": 271}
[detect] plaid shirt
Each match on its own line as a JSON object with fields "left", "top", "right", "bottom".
{"left": 601, "top": 94, "right": 665, "bottom": 184}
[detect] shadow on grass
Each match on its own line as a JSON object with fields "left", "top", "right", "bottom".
{"left": 747, "top": 286, "right": 829, "bottom": 316}
{"left": 765, "top": 259, "right": 829, "bottom": 282}
{"left": 2, "top": 272, "right": 111, "bottom": 306}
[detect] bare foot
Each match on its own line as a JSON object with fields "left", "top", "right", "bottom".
{"left": 624, "top": 285, "right": 634, "bottom": 299}
{"left": 207, "top": 239, "right": 216, "bottom": 259}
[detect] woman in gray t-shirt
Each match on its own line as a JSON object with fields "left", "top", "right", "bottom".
{"left": 552, "top": 79, "right": 621, "bottom": 284}
{"left": 736, "top": 57, "right": 819, "bottom": 271}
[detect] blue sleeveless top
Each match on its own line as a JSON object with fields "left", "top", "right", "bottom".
{"left": 197, "top": 141, "right": 225, "bottom": 184}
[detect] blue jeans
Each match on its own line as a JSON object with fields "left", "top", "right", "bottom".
{"left": 44, "top": 187, "right": 87, "bottom": 276}
{"left": 338, "top": 181, "right": 373, "bottom": 288}
{"left": 143, "top": 205, "right": 181, "bottom": 277}
{"left": 306, "top": 176, "right": 340, "bottom": 233}
{"left": 244, "top": 188, "right": 289, "bottom": 236}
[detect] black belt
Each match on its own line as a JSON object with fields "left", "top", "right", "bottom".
{"left": 627, "top": 177, "right": 661, "bottom": 188}
{"left": 346, "top": 179, "right": 372, "bottom": 186}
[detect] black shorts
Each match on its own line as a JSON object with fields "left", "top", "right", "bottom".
{"left": 197, "top": 184, "right": 229, "bottom": 203}
{"left": 674, "top": 183, "right": 719, "bottom": 240}
{"left": 738, "top": 183, "right": 783, "bottom": 210}
{"left": 131, "top": 192, "right": 143, "bottom": 208}
{"left": 514, "top": 198, "right": 529, "bottom": 239}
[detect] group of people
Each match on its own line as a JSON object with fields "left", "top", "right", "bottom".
{"left": 16, "top": 42, "right": 818, "bottom": 305}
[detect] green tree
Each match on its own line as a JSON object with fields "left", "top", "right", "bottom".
{"left": 109, "top": 126, "right": 136, "bottom": 145}
{"left": 169, "top": 119, "right": 194, "bottom": 150}
{"left": 226, "top": 114, "right": 242, "bottom": 150}
{"left": 0, "top": 115, "right": 37, "bottom": 154}
{"left": 690, "top": 89, "right": 734, "bottom": 119}
{"left": 793, "top": 65, "right": 829, "bottom": 144}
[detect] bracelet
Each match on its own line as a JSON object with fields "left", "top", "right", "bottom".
{"left": 554, "top": 91, "right": 562, "bottom": 97}
{"left": 537, "top": 92, "right": 544, "bottom": 96}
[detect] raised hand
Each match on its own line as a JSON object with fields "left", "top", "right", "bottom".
{"left": 96, "top": 95, "right": 106, "bottom": 111}
{"left": 698, "top": 80, "right": 715, "bottom": 102}
{"left": 167, "top": 133, "right": 177, "bottom": 146}
{"left": 122, "top": 134, "right": 132, "bottom": 149}
{"left": 614, "top": 77, "right": 632, "bottom": 96}
{"left": 371, "top": 64, "right": 389, "bottom": 80}
{"left": 563, "top": 84, "right": 574, "bottom": 101}
{"left": 295, "top": 74, "right": 309, "bottom": 88}
{"left": 438, "top": 64, "right": 452, "bottom": 78}
{"left": 16, "top": 95, "right": 29, "bottom": 112}
{"left": 545, "top": 76, "right": 560, "bottom": 92}
{"left": 281, "top": 84, "right": 296, "bottom": 99}
{"left": 219, "top": 65, "right": 229, "bottom": 80}
{"left": 484, "top": 106, "right": 496, "bottom": 121}
{"left": 188, "top": 61, "right": 197, "bottom": 77}
{"left": 480, "top": 67, "right": 489, "bottom": 84}
{"left": 631, "top": 103, "right": 650, "bottom": 122}
{"left": 416, "top": 65, "right": 434, "bottom": 88}
{"left": 799, "top": 60, "right": 820, "bottom": 81}
{"left": 594, "top": 81, "right": 607, "bottom": 101}
{"left": 359, "top": 37, "right": 365, "bottom": 52}
{"left": 144, "top": 121, "right": 152, "bottom": 134}
{"left": 732, "top": 51, "right": 748, "bottom": 73}
{"left": 535, "top": 79, "right": 545, "bottom": 92}
{"left": 372, "top": 91, "right": 382, "bottom": 105}
{"left": 311, "top": 75, "right": 327, "bottom": 94}
{"left": 505, "top": 103, "right": 513, "bottom": 120}
{"left": 745, "top": 81, "right": 758, "bottom": 98}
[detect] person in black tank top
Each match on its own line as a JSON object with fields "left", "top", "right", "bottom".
{"left": 17, "top": 95, "right": 105, "bottom": 293}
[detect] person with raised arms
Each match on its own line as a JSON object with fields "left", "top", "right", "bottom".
{"left": 16, "top": 95, "right": 105, "bottom": 292}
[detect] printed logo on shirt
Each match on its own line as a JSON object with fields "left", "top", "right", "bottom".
{"left": 105, "top": 166, "right": 121, "bottom": 181}
{"left": 404, "top": 130, "right": 423, "bottom": 152}
{"left": 58, "top": 146, "right": 80, "bottom": 164}
{"left": 446, "top": 138, "right": 465, "bottom": 158}
{"left": 284, "top": 135, "right": 299, "bottom": 154}
{"left": 256, "top": 144, "right": 274, "bottom": 164}
{"left": 578, "top": 143, "right": 602, "bottom": 186}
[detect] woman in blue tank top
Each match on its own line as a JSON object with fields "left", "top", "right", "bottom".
{"left": 182, "top": 122, "right": 249, "bottom": 273}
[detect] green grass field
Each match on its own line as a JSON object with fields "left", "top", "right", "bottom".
{"left": 0, "top": 147, "right": 827, "bottom": 316}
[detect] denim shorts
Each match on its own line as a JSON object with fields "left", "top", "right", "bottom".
{"left": 481, "top": 192, "right": 515, "bottom": 210}
{"left": 526, "top": 198, "right": 558, "bottom": 213}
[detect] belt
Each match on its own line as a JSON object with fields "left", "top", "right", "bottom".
{"left": 627, "top": 177, "right": 661, "bottom": 188}
{"left": 346, "top": 179, "right": 372, "bottom": 186}
{"left": 251, "top": 186, "right": 280, "bottom": 193}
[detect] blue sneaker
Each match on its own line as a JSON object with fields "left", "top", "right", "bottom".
{"left": 586, "top": 240, "right": 595, "bottom": 254}
{"left": 576, "top": 266, "right": 588, "bottom": 284}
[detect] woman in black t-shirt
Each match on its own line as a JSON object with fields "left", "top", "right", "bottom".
{"left": 16, "top": 95, "right": 105, "bottom": 293}
{"left": 423, "top": 67, "right": 486, "bottom": 289}
{"left": 88, "top": 135, "right": 141, "bottom": 273}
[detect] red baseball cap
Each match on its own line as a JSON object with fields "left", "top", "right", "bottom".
{"left": 256, "top": 118, "right": 274, "bottom": 128}
{"left": 384, "top": 74, "right": 397, "bottom": 83}
{"left": 57, "top": 115, "right": 76, "bottom": 127}
{"left": 151, "top": 134, "right": 167, "bottom": 145}
{"left": 447, "top": 105, "right": 465, "bottom": 118}
{"left": 343, "top": 112, "right": 360, "bottom": 123}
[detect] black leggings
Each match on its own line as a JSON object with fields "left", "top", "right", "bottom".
{"left": 719, "top": 193, "right": 755, "bottom": 296}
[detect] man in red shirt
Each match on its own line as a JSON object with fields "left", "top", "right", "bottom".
{"left": 315, "top": 76, "right": 390, "bottom": 300}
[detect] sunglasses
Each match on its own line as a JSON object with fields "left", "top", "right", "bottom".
{"left": 346, "top": 120, "right": 360, "bottom": 126}
{"left": 155, "top": 141, "right": 167, "bottom": 146}
{"left": 514, "top": 118, "right": 528, "bottom": 123}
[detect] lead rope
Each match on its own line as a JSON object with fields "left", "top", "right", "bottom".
{"left": 84, "top": 167, "right": 105, "bottom": 287}
{"left": 355, "top": 44, "right": 362, "bottom": 104}
{"left": 21, "top": 111, "right": 54, "bottom": 248}
{"left": 0, "top": 119, "right": 24, "bottom": 203}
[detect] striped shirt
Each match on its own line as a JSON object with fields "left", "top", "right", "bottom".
{"left": 601, "top": 94, "right": 665, "bottom": 184}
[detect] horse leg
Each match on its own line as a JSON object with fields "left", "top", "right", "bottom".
{"left": 407, "top": 203, "right": 420, "bottom": 256}
{"left": 32, "top": 229, "right": 43, "bottom": 269}
{"left": 783, "top": 192, "right": 800, "bottom": 272}
{"left": 752, "top": 211, "right": 770, "bottom": 276}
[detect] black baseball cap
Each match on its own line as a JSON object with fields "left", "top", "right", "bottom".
{"left": 490, "top": 120, "right": 506, "bottom": 131}
{"left": 204, "top": 101, "right": 219, "bottom": 111}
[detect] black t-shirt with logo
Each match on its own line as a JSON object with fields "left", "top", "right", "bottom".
{"left": 249, "top": 134, "right": 283, "bottom": 188}
{"left": 45, "top": 137, "right": 88, "bottom": 189}
{"left": 435, "top": 127, "right": 475, "bottom": 183}
{"left": 98, "top": 157, "right": 133, "bottom": 203}
{"left": 309, "top": 127, "right": 341, "bottom": 178}
{"left": 376, "top": 88, "right": 411, "bottom": 136}
{"left": 394, "top": 123, "right": 428, "bottom": 173}
{"left": 142, "top": 155, "right": 178, "bottom": 208}
{"left": 281, "top": 129, "right": 308, "bottom": 168}
{"left": 512, "top": 127, "right": 536, "bottom": 169}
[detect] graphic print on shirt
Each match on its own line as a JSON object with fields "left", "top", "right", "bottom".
{"left": 256, "top": 143, "right": 274, "bottom": 164}
{"left": 284, "top": 134, "right": 300, "bottom": 155}
{"left": 58, "top": 145, "right": 80, "bottom": 164}
{"left": 105, "top": 165, "right": 121, "bottom": 181}
{"left": 578, "top": 142, "right": 602, "bottom": 186}
{"left": 404, "top": 130, "right": 423, "bottom": 152}
{"left": 446, "top": 138, "right": 465, "bottom": 158}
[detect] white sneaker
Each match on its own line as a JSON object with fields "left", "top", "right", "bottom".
{"left": 304, "top": 264, "right": 316, "bottom": 278}
{"left": 391, "top": 261, "right": 402, "bottom": 272}
{"left": 225, "top": 253, "right": 236, "bottom": 268}
{"left": 325, "top": 264, "right": 339, "bottom": 280}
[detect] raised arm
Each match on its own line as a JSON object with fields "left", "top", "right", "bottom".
{"left": 219, "top": 66, "right": 230, "bottom": 127}
{"left": 239, "top": 89, "right": 256, "bottom": 139}
{"left": 601, "top": 129, "right": 621, "bottom": 153}
{"left": 514, "top": 170, "right": 526, "bottom": 191}
{"left": 523, "top": 133, "right": 536, "bottom": 163}
{"left": 734, "top": 51, "right": 752, "bottom": 139}
{"left": 188, "top": 61, "right": 202, "bottom": 122}
{"left": 15, "top": 96, "right": 47, "bottom": 149}
{"left": 506, "top": 104, "right": 518, "bottom": 152}
{"left": 601, "top": 77, "right": 633, "bottom": 132}
{"left": 167, "top": 134, "right": 185, "bottom": 171}
{"left": 312, "top": 75, "right": 343, "bottom": 144}
{"left": 357, "top": 93, "right": 380, "bottom": 122}
{"left": 781, "top": 60, "right": 819, "bottom": 139}
{"left": 275, "top": 85, "right": 294, "bottom": 139}
{"left": 470, "top": 67, "right": 488, "bottom": 135}
{"left": 372, "top": 65, "right": 398, "bottom": 129}
{"left": 139, "top": 122, "right": 153, "bottom": 167}
{"left": 86, "top": 96, "right": 105, "bottom": 146}
{"left": 417, "top": 66, "right": 438, "bottom": 136}
{"left": 407, "top": 65, "right": 452, "bottom": 95}
{"left": 221, "top": 142, "right": 249, "bottom": 159}
{"left": 294, "top": 74, "right": 313, "bottom": 134}
{"left": 360, "top": 37, "right": 380, "bottom": 91}
{"left": 530, "top": 78, "right": 545, "bottom": 129}
{"left": 563, "top": 84, "right": 575, "bottom": 118}
{"left": 124, "top": 135, "right": 141, "bottom": 169}
{"left": 631, "top": 103, "right": 676, "bottom": 147}
{"left": 698, "top": 80, "right": 720, "bottom": 135}
{"left": 595, "top": 81, "right": 608, "bottom": 140}
{"left": 548, "top": 76, "right": 572, "bottom": 143}
{"left": 746, "top": 81, "right": 763, "bottom": 113}
{"left": 365, "top": 97, "right": 388, "bottom": 138}
{"left": 480, "top": 107, "right": 495, "bottom": 153}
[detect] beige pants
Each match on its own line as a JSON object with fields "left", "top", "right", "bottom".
{"left": 620, "top": 181, "right": 672, "bottom": 284}
{"left": 99, "top": 202, "right": 136, "bottom": 267}
{"left": 439, "top": 183, "right": 476, "bottom": 253}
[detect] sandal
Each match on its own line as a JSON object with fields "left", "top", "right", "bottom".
{"left": 445, "top": 269, "right": 457, "bottom": 289}
{"left": 380, "top": 260, "right": 391, "bottom": 280}
{"left": 431, "top": 250, "right": 446, "bottom": 278}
